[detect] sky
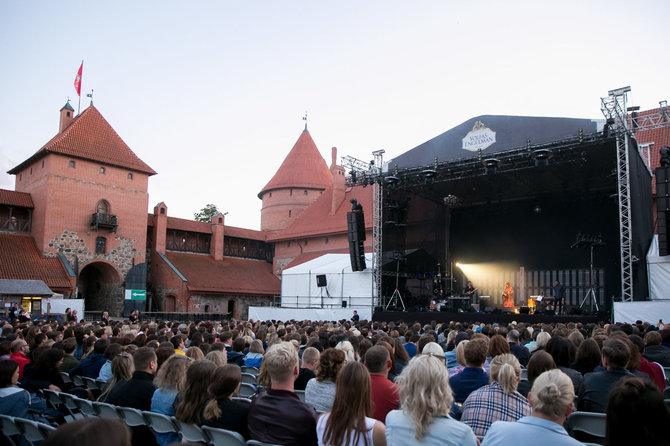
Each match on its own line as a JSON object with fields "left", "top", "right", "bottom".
{"left": 1, "top": 1, "right": 668, "bottom": 230}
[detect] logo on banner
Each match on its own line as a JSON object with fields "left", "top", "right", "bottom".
{"left": 462, "top": 121, "right": 496, "bottom": 152}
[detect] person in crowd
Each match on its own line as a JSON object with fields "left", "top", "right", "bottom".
{"left": 42, "top": 418, "right": 130, "bottom": 446}
{"left": 306, "top": 348, "right": 346, "bottom": 413}
{"left": 69, "top": 338, "right": 109, "bottom": 378}
{"left": 185, "top": 346, "right": 204, "bottom": 360}
{"left": 174, "top": 359, "right": 216, "bottom": 426}
{"left": 461, "top": 353, "right": 531, "bottom": 436}
{"left": 205, "top": 350, "right": 227, "bottom": 367}
{"left": 642, "top": 330, "right": 670, "bottom": 366}
{"left": 97, "top": 343, "right": 122, "bottom": 382}
{"left": 317, "top": 361, "right": 386, "bottom": 446}
{"left": 150, "top": 354, "right": 190, "bottom": 445}
{"left": 403, "top": 335, "right": 419, "bottom": 359}
{"left": 351, "top": 311, "right": 360, "bottom": 322}
{"left": 448, "top": 339, "right": 469, "bottom": 377}
{"left": 628, "top": 335, "right": 665, "bottom": 390}
{"left": 545, "top": 337, "right": 583, "bottom": 395}
{"left": 0, "top": 359, "right": 47, "bottom": 421}
{"left": 22, "top": 348, "right": 89, "bottom": 399}
{"left": 59, "top": 337, "right": 80, "bottom": 372}
{"left": 446, "top": 332, "right": 468, "bottom": 368}
{"left": 449, "top": 337, "right": 489, "bottom": 403}
{"left": 529, "top": 331, "right": 551, "bottom": 355}
{"left": 483, "top": 369, "right": 581, "bottom": 445}
{"left": 202, "top": 364, "right": 250, "bottom": 439}
{"left": 571, "top": 337, "right": 601, "bottom": 375}
{"left": 335, "top": 340, "right": 356, "bottom": 363}
{"left": 604, "top": 376, "right": 670, "bottom": 446}
{"left": 507, "top": 330, "right": 529, "bottom": 367}
{"left": 386, "top": 354, "right": 477, "bottom": 446}
{"left": 244, "top": 339, "right": 264, "bottom": 368}
{"left": 487, "top": 334, "right": 511, "bottom": 359}
{"left": 295, "top": 346, "right": 319, "bottom": 391}
{"left": 391, "top": 338, "right": 410, "bottom": 375}
{"left": 365, "top": 345, "right": 399, "bottom": 423}
{"left": 516, "top": 350, "right": 556, "bottom": 397}
{"left": 421, "top": 342, "right": 446, "bottom": 364}
{"left": 170, "top": 335, "right": 186, "bottom": 355}
{"left": 578, "top": 337, "right": 633, "bottom": 413}
{"left": 247, "top": 341, "right": 318, "bottom": 446}
{"left": 9, "top": 339, "right": 30, "bottom": 380}
{"left": 98, "top": 352, "right": 134, "bottom": 402}
{"left": 227, "top": 337, "right": 246, "bottom": 366}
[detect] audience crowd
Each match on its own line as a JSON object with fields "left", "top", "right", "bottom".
{"left": 0, "top": 312, "right": 669, "bottom": 446}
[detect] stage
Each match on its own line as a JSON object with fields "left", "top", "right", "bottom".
{"left": 372, "top": 310, "right": 607, "bottom": 325}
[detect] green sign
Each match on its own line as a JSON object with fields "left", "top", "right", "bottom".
{"left": 125, "top": 289, "right": 146, "bottom": 301}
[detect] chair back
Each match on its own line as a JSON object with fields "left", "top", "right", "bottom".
{"left": 142, "top": 411, "right": 178, "bottom": 434}
{"left": 664, "top": 387, "right": 670, "bottom": 399}
{"left": 172, "top": 417, "right": 208, "bottom": 443}
{"left": 294, "top": 389, "right": 306, "bottom": 402}
{"left": 241, "top": 373, "right": 258, "bottom": 385}
{"left": 232, "top": 397, "right": 253, "bottom": 405}
{"left": 246, "top": 440, "right": 283, "bottom": 446}
{"left": 238, "top": 382, "right": 257, "bottom": 397}
{"left": 201, "top": 426, "right": 246, "bottom": 446}
{"left": 117, "top": 406, "right": 147, "bottom": 426}
{"left": 71, "top": 396, "right": 97, "bottom": 417}
{"left": 93, "top": 401, "right": 124, "bottom": 420}
{"left": 56, "top": 392, "right": 82, "bottom": 420}
{"left": 241, "top": 366, "right": 259, "bottom": 375}
{"left": 13, "top": 418, "right": 55, "bottom": 443}
{"left": 82, "top": 376, "right": 100, "bottom": 390}
{"left": 0, "top": 414, "right": 21, "bottom": 437}
{"left": 566, "top": 411, "right": 607, "bottom": 439}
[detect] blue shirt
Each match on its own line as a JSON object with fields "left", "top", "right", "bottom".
{"left": 151, "top": 388, "right": 179, "bottom": 446}
{"left": 404, "top": 343, "right": 417, "bottom": 358}
{"left": 483, "top": 416, "right": 582, "bottom": 446}
{"left": 445, "top": 350, "right": 458, "bottom": 368}
{"left": 386, "top": 410, "right": 478, "bottom": 446}
{"left": 449, "top": 367, "right": 490, "bottom": 403}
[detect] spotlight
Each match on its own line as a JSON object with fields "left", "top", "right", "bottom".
{"left": 423, "top": 168, "right": 436, "bottom": 185}
{"left": 534, "top": 149, "right": 550, "bottom": 168}
{"left": 660, "top": 147, "right": 670, "bottom": 167}
{"left": 533, "top": 205, "right": 542, "bottom": 214}
{"left": 484, "top": 158, "right": 499, "bottom": 175}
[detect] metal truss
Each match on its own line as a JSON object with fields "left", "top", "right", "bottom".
{"left": 601, "top": 87, "right": 634, "bottom": 302}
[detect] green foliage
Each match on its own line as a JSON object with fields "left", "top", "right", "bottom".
{"left": 194, "top": 203, "right": 219, "bottom": 222}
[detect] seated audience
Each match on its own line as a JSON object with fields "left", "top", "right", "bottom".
{"left": 571, "top": 337, "right": 601, "bottom": 375}
{"left": 578, "top": 337, "right": 633, "bottom": 413}
{"left": 628, "top": 335, "right": 665, "bottom": 390}
{"left": 483, "top": 369, "right": 581, "bottom": 445}
{"left": 69, "top": 338, "right": 109, "bottom": 378}
{"left": 604, "top": 376, "right": 670, "bottom": 446}
{"left": 98, "top": 352, "right": 134, "bottom": 402}
{"left": 174, "top": 359, "right": 216, "bottom": 425}
{"left": 507, "top": 330, "right": 530, "bottom": 367}
{"left": 150, "top": 355, "right": 190, "bottom": 445}
{"left": 97, "top": 343, "right": 122, "bottom": 381}
{"left": 0, "top": 359, "right": 47, "bottom": 421}
{"left": 9, "top": 339, "right": 30, "bottom": 380}
{"left": 365, "top": 345, "right": 399, "bottom": 423}
{"left": 516, "top": 350, "right": 556, "bottom": 397}
{"left": 306, "top": 348, "right": 346, "bottom": 412}
{"left": 642, "top": 330, "right": 670, "bottom": 366}
{"left": 461, "top": 353, "right": 531, "bottom": 436}
{"left": 316, "top": 361, "right": 386, "bottom": 446}
{"left": 295, "top": 346, "right": 319, "bottom": 391}
{"left": 42, "top": 418, "right": 130, "bottom": 446}
{"left": 447, "top": 339, "right": 469, "bottom": 377}
{"left": 449, "top": 338, "right": 489, "bottom": 403}
{"left": 545, "top": 337, "right": 583, "bottom": 395}
{"left": 205, "top": 350, "right": 227, "bottom": 367}
{"left": 59, "top": 337, "right": 80, "bottom": 372}
{"left": 247, "top": 341, "right": 318, "bottom": 446}
{"left": 386, "top": 354, "right": 477, "bottom": 446}
{"left": 244, "top": 339, "right": 264, "bottom": 368}
{"left": 202, "top": 364, "right": 250, "bottom": 439}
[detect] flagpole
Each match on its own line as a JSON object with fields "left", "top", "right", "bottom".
{"left": 78, "top": 60, "right": 82, "bottom": 115}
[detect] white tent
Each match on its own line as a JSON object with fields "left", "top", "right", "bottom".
{"left": 647, "top": 235, "right": 670, "bottom": 300}
{"left": 280, "top": 253, "right": 376, "bottom": 309}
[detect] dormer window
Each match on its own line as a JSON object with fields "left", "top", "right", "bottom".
{"left": 160, "top": 208, "right": 165, "bottom": 215}
{"left": 128, "top": 173, "right": 133, "bottom": 180}
{"left": 304, "top": 190, "right": 308, "bottom": 195}
{"left": 69, "top": 160, "right": 76, "bottom": 168}
{"left": 100, "top": 167, "right": 105, "bottom": 174}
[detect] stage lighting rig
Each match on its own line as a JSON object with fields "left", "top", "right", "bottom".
{"left": 483, "top": 158, "right": 499, "bottom": 175}
{"left": 533, "top": 148, "right": 551, "bottom": 167}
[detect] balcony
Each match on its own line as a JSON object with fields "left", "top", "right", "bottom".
{"left": 91, "top": 212, "right": 118, "bottom": 233}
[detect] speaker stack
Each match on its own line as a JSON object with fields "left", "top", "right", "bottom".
{"left": 656, "top": 162, "right": 670, "bottom": 256}
{"left": 347, "top": 200, "right": 367, "bottom": 271}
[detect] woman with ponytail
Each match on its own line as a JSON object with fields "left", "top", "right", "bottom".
{"left": 460, "top": 353, "right": 530, "bottom": 436}
{"left": 201, "top": 364, "right": 249, "bottom": 439}
{"left": 482, "top": 369, "right": 582, "bottom": 445}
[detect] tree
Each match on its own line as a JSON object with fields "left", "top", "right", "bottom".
{"left": 194, "top": 203, "right": 219, "bottom": 222}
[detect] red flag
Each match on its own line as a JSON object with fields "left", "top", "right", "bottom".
{"left": 74, "top": 62, "right": 83, "bottom": 96}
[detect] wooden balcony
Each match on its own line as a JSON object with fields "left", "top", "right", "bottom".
{"left": 91, "top": 212, "right": 118, "bottom": 232}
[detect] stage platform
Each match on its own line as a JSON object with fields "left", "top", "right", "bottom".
{"left": 372, "top": 310, "right": 607, "bottom": 325}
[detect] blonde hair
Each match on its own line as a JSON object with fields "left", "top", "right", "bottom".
{"left": 335, "top": 340, "right": 356, "bottom": 363}
{"left": 490, "top": 353, "right": 521, "bottom": 394}
{"left": 185, "top": 346, "right": 204, "bottom": 360}
{"left": 455, "top": 340, "right": 469, "bottom": 367}
{"left": 205, "top": 350, "right": 227, "bottom": 367}
{"left": 529, "top": 369, "right": 574, "bottom": 420}
{"left": 264, "top": 341, "right": 298, "bottom": 383}
{"left": 396, "top": 355, "right": 453, "bottom": 440}
{"left": 154, "top": 355, "right": 190, "bottom": 392}
{"left": 421, "top": 342, "right": 445, "bottom": 362}
{"left": 536, "top": 332, "right": 551, "bottom": 349}
{"left": 249, "top": 339, "right": 264, "bottom": 354}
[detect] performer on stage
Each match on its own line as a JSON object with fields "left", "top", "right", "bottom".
{"left": 464, "top": 281, "right": 477, "bottom": 305}
{"left": 553, "top": 280, "right": 565, "bottom": 314}
{"left": 502, "top": 281, "right": 514, "bottom": 307}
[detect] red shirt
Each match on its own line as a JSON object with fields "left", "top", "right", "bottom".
{"left": 369, "top": 374, "right": 399, "bottom": 422}
{"left": 638, "top": 357, "right": 666, "bottom": 390}
{"left": 9, "top": 352, "right": 30, "bottom": 381}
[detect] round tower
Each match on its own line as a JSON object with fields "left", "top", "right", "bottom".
{"left": 259, "top": 130, "right": 332, "bottom": 233}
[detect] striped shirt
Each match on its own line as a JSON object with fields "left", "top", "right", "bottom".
{"left": 460, "top": 381, "right": 531, "bottom": 436}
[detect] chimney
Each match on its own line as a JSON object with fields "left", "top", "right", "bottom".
{"left": 330, "top": 147, "right": 346, "bottom": 215}
{"left": 153, "top": 202, "right": 168, "bottom": 254}
{"left": 210, "top": 212, "right": 225, "bottom": 261}
{"left": 59, "top": 101, "right": 75, "bottom": 133}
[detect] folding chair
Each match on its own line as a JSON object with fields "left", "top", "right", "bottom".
{"left": 238, "top": 382, "right": 257, "bottom": 398}
{"left": 172, "top": 417, "right": 209, "bottom": 444}
{"left": 68, "top": 373, "right": 85, "bottom": 387}
{"left": 294, "top": 389, "right": 306, "bottom": 402}
{"left": 13, "top": 417, "right": 56, "bottom": 446}
{"left": 241, "top": 373, "right": 258, "bottom": 386}
{"left": 566, "top": 411, "right": 606, "bottom": 441}
{"left": 41, "top": 388, "right": 64, "bottom": 412}
{"left": 664, "top": 386, "right": 670, "bottom": 399}
{"left": 142, "top": 411, "right": 179, "bottom": 435}
{"left": 0, "top": 414, "right": 21, "bottom": 446}
{"left": 232, "top": 397, "right": 253, "bottom": 405}
{"left": 82, "top": 376, "right": 100, "bottom": 390}
{"left": 201, "top": 426, "right": 245, "bottom": 446}
{"left": 93, "top": 401, "right": 124, "bottom": 420}
{"left": 241, "top": 366, "right": 259, "bottom": 375}
{"left": 117, "top": 406, "right": 147, "bottom": 427}
{"left": 72, "top": 396, "right": 97, "bottom": 418}
{"left": 59, "top": 372, "right": 73, "bottom": 385}
{"left": 57, "top": 392, "right": 84, "bottom": 420}
{"left": 520, "top": 368, "right": 528, "bottom": 380}
{"left": 246, "top": 440, "right": 283, "bottom": 446}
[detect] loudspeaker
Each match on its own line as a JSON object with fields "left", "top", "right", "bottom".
{"left": 341, "top": 301, "right": 347, "bottom": 308}
{"left": 316, "top": 274, "right": 327, "bottom": 287}
{"left": 483, "top": 306, "right": 496, "bottom": 313}
{"left": 657, "top": 166, "right": 670, "bottom": 256}
{"left": 347, "top": 210, "right": 366, "bottom": 271}
{"left": 519, "top": 306, "right": 530, "bottom": 314}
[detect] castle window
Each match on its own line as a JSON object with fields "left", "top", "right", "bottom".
{"left": 30, "top": 168, "right": 32, "bottom": 175}
{"left": 42, "top": 160, "right": 44, "bottom": 168}
{"left": 96, "top": 200, "right": 110, "bottom": 215}
{"left": 304, "top": 239, "right": 308, "bottom": 246}
{"left": 269, "top": 192, "right": 272, "bottom": 198}
{"left": 160, "top": 207, "right": 165, "bottom": 215}
{"left": 304, "top": 190, "right": 308, "bottom": 195}
{"left": 95, "top": 237, "right": 106, "bottom": 254}
{"left": 128, "top": 173, "right": 133, "bottom": 180}
{"left": 287, "top": 241, "right": 291, "bottom": 247}
{"left": 288, "top": 210, "right": 292, "bottom": 217}
{"left": 19, "top": 174, "right": 22, "bottom": 181}
{"left": 99, "top": 167, "right": 105, "bottom": 174}
{"left": 290, "top": 189, "right": 293, "bottom": 196}
{"left": 69, "top": 160, "right": 76, "bottom": 168}
{"left": 218, "top": 217, "right": 222, "bottom": 223}
{"left": 325, "top": 237, "right": 329, "bottom": 244}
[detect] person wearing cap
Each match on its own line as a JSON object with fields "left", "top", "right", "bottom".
{"left": 508, "top": 329, "right": 530, "bottom": 367}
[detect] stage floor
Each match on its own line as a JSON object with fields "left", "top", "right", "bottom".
{"left": 372, "top": 310, "right": 607, "bottom": 325}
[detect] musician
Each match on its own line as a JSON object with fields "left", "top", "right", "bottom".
{"left": 464, "top": 281, "right": 477, "bottom": 305}
{"left": 553, "top": 280, "right": 565, "bottom": 314}
{"left": 502, "top": 281, "right": 514, "bottom": 307}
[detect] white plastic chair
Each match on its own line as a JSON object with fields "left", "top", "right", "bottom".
{"left": 201, "top": 425, "right": 245, "bottom": 446}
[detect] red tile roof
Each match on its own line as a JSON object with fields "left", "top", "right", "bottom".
{"left": 283, "top": 248, "right": 350, "bottom": 270}
{"left": 165, "top": 252, "right": 279, "bottom": 295}
{"left": 0, "top": 234, "right": 73, "bottom": 291}
{"left": 269, "top": 185, "right": 373, "bottom": 241}
{"left": 8, "top": 105, "right": 156, "bottom": 175}
{"left": 0, "top": 189, "right": 33, "bottom": 208}
{"left": 258, "top": 130, "right": 332, "bottom": 198}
